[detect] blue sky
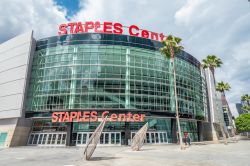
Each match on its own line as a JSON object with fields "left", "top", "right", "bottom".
{"left": 55, "top": 0, "right": 81, "bottom": 18}
{"left": 0, "top": 0, "right": 250, "bottom": 116}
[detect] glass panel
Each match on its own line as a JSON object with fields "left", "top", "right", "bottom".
{"left": 146, "top": 133, "right": 150, "bottom": 143}
{"left": 62, "top": 134, "right": 66, "bottom": 144}
{"left": 104, "top": 133, "right": 109, "bottom": 144}
{"left": 57, "top": 134, "right": 62, "bottom": 144}
{"left": 100, "top": 133, "right": 104, "bottom": 144}
{"left": 151, "top": 133, "right": 155, "bottom": 143}
{"left": 82, "top": 134, "right": 87, "bottom": 144}
{"left": 51, "top": 134, "right": 56, "bottom": 144}
{"left": 42, "top": 134, "right": 47, "bottom": 144}
{"left": 160, "top": 133, "right": 164, "bottom": 143}
{"left": 77, "top": 134, "right": 82, "bottom": 144}
{"left": 155, "top": 133, "right": 159, "bottom": 143}
{"left": 38, "top": 134, "right": 43, "bottom": 144}
{"left": 33, "top": 134, "right": 39, "bottom": 144}
{"left": 163, "top": 133, "right": 167, "bottom": 143}
{"left": 0, "top": 132, "right": 8, "bottom": 146}
{"left": 111, "top": 133, "right": 115, "bottom": 144}
{"left": 47, "top": 134, "right": 52, "bottom": 144}
{"left": 116, "top": 133, "right": 120, "bottom": 144}
{"left": 28, "top": 134, "right": 34, "bottom": 145}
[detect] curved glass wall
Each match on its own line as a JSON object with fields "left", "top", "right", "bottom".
{"left": 26, "top": 33, "right": 207, "bottom": 120}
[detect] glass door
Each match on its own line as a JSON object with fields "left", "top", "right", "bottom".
{"left": 27, "top": 132, "right": 66, "bottom": 146}
{"left": 76, "top": 132, "right": 121, "bottom": 146}
{"left": 131, "top": 131, "right": 169, "bottom": 144}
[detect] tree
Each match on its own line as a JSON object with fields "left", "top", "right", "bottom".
{"left": 241, "top": 105, "right": 250, "bottom": 113}
{"left": 160, "top": 35, "right": 185, "bottom": 150}
{"left": 216, "top": 81, "right": 231, "bottom": 95}
{"left": 202, "top": 55, "right": 223, "bottom": 143}
{"left": 241, "top": 94, "right": 250, "bottom": 106}
{"left": 202, "top": 55, "right": 223, "bottom": 79}
{"left": 235, "top": 113, "right": 250, "bottom": 133}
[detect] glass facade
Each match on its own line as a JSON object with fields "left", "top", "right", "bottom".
{"left": 26, "top": 33, "right": 207, "bottom": 120}
{"left": 25, "top": 33, "right": 208, "bottom": 145}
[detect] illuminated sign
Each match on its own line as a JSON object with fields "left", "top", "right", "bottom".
{"left": 58, "top": 21, "right": 166, "bottom": 41}
{"left": 52, "top": 111, "right": 145, "bottom": 123}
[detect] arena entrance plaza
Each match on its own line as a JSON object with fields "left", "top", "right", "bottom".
{"left": 0, "top": 140, "right": 249, "bottom": 166}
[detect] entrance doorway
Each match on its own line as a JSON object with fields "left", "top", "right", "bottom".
{"left": 27, "top": 132, "right": 66, "bottom": 146}
{"left": 76, "top": 132, "right": 121, "bottom": 146}
{"left": 131, "top": 131, "right": 168, "bottom": 144}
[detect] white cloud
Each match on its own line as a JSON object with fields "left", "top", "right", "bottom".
{"left": 0, "top": 0, "right": 67, "bottom": 42}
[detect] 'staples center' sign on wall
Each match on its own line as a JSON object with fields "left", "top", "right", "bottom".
{"left": 52, "top": 111, "right": 145, "bottom": 123}
{"left": 58, "top": 21, "right": 166, "bottom": 42}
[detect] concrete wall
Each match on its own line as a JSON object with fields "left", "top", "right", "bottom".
{"left": 0, "top": 31, "right": 35, "bottom": 147}
{"left": 10, "top": 118, "right": 32, "bottom": 147}
{"left": 0, "top": 31, "right": 34, "bottom": 119}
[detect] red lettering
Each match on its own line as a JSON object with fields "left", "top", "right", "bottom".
{"left": 113, "top": 23, "right": 123, "bottom": 34}
{"left": 77, "top": 112, "right": 82, "bottom": 122}
{"left": 102, "top": 111, "right": 109, "bottom": 120}
{"left": 141, "top": 30, "right": 149, "bottom": 38}
{"left": 59, "top": 112, "right": 65, "bottom": 122}
{"left": 150, "top": 32, "right": 159, "bottom": 41}
{"left": 58, "top": 24, "right": 68, "bottom": 35}
{"left": 52, "top": 112, "right": 59, "bottom": 122}
{"left": 127, "top": 112, "right": 132, "bottom": 122}
{"left": 90, "top": 111, "right": 97, "bottom": 122}
{"left": 118, "top": 114, "right": 126, "bottom": 121}
{"left": 94, "top": 21, "right": 103, "bottom": 33}
{"left": 140, "top": 114, "right": 145, "bottom": 122}
{"left": 159, "top": 33, "right": 165, "bottom": 41}
{"left": 85, "top": 21, "right": 94, "bottom": 32}
{"left": 133, "top": 114, "right": 140, "bottom": 122}
{"left": 68, "top": 22, "right": 77, "bottom": 34}
{"left": 62, "top": 112, "right": 70, "bottom": 122}
{"left": 52, "top": 111, "right": 146, "bottom": 123}
{"left": 103, "top": 22, "right": 113, "bottom": 33}
{"left": 129, "top": 25, "right": 139, "bottom": 36}
{"left": 70, "top": 112, "right": 78, "bottom": 122}
{"left": 83, "top": 111, "right": 90, "bottom": 122}
{"left": 110, "top": 114, "right": 117, "bottom": 122}
{"left": 74, "top": 22, "right": 84, "bottom": 34}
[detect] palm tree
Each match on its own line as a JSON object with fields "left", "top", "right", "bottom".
{"left": 241, "top": 94, "right": 250, "bottom": 106}
{"left": 241, "top": 105, "right": 250, "bottom": 113}
{"left": 202, "top": 55, "right": 223, "bottom": 80}
{"left": 216, "top": 81, "right": 231, "bottom": 95}
{"left": 160, "top": 35, "right": 185, "bottom": 150}
{"left": 216, "top": 81, "right": 231, "bottom": 144}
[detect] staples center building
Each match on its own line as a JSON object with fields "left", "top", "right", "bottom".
{"left": 0, "top": 22, "right": 209, "bottom": 147}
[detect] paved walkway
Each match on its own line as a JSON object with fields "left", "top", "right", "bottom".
{"left": 0, "top": 140, "right": 249, "bottom": 166}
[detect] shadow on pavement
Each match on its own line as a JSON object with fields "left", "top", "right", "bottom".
{"left": 140, "top": 148, "right": 155, "bottom": 151}
{"left": 90, "top": 157, "right": 120, "bottom": 161}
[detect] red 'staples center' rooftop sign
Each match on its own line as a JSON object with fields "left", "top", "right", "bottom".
{"left": 58, "top": 21, "right": 166, "bottom": 42}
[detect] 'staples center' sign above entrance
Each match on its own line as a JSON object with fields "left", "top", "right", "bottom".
{"left": 52, "top": 111, "right": 145, "bottom": 123}
{"left": 58, "top": 21, "right": 166, "bottom": 41}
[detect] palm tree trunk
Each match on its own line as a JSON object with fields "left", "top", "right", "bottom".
{"left": 209, "top": 67, "right": 216, "bottom": 84}
{"left": 171, "top": 56, "right": 184, "bottom": 150}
